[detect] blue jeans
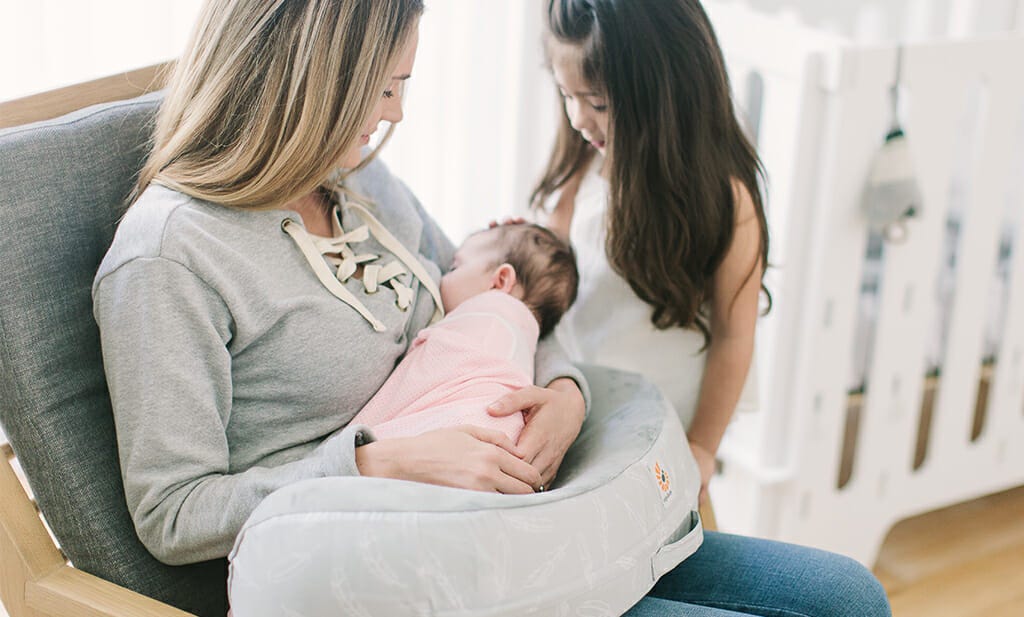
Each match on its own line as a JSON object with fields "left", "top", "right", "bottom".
{"left": 623, "top": 531, "right": 892, "bottom": 617}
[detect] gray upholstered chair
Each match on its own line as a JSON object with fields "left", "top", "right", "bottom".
{"left": 0, "top": 70, "right": 219, "bottom": 617}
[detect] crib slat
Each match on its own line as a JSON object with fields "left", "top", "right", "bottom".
{"left": 928, "top": 46, "right": 1023, "bottom": 468}
{"left": 983, "top": 91, "right": 1024, "bottom": 474}
{"left": 752, "top": 55, "right": 836, "bottom": 468}
{"left": 853, "top": 40, "right": 967, "bottom": 506}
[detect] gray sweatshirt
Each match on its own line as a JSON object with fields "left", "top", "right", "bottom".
{"left": 93, "top": 158, "right": 588, "bottom": 565}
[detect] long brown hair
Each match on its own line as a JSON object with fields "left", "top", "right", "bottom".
{"left": 133, "top": 0, "right": 423, "bottom": 210}
{"left": 532, "top": 0, "right": 771, "bottom": 346}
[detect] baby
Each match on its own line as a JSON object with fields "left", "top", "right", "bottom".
{"left": 350, "top": 223, "right": 578, "bottom": 442}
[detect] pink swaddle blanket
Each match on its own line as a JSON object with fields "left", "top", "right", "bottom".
{"left": 351, "top": 290, "right": 539, "bottom": 441}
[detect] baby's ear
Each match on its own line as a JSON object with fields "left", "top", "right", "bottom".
{"left": 491, "top": 263, "right": 518, "bottom": 293}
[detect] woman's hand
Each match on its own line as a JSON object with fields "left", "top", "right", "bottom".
{"left": 356, "top": 426, "right": 541, "bottom": 494}
{"left": 688, "top": 440, "right": 716, "bottom": 505}
{"left": 486, "top": 378, "right": 585, "bottom": 488}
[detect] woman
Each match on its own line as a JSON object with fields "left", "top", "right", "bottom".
{"left": 529, "top": 0, "right": 891, "bottom": 615}
{"left": 93, "top": 0, "right": 586, "bottom": 567}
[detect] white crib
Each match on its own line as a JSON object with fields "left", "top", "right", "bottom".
{"left": 706, "top": 1, "right": 1024, "bottom": 566}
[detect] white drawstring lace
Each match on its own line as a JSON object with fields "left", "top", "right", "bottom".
{"left": 312, "top": 225, "right": 414, "bottom": 308}
{"left": 282, "top": 199, "right": 443, "bottom": 332}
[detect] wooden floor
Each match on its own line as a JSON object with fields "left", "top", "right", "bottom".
{"left": 2, "top": 487, "right": 1022, "bottom": 617}
{"left": 874, "top": 485, "right": 1024, "bottom": 617}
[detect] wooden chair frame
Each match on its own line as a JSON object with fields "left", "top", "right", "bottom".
{"left": 0, "top": 443, "right": 192, "bottom": 617}
{"left": 0, "top": 64, "right": 718, "bottom": 617}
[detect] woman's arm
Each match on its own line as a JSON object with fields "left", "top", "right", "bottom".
{"left": 355, "top": 424, "right": 541, "bottom": 494}
{"left": 534, "top": 336, "right": 591, "bottom": 411}
{"left": 95, "top": 258, "right": 374, "bottom": 565}
{"left": 686, "top": 182, "right": 763, "bottom": 499}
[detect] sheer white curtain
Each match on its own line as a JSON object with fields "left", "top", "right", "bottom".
{"left": 726, "top": 0, "right": 1024, "bottom": 41}
{"left": 378, "top": 1, "right": 558, "bottom": 242}
{"left": 0, "top": 0, "right": 203, "bottom": 101}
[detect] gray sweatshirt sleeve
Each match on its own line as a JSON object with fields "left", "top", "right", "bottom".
{"left": 94, "top": 257, "right": 374, "bottom": 565}
{"left": 400, "top": 183, "right": 591, "bottom": 412}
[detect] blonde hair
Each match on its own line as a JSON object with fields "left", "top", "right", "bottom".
{"left": 133, "top": 0, "right": 423, "bottom": 209}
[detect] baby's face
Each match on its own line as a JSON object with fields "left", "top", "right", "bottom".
{"left": 440, "top": 231, "right": 502, "bottom": 312}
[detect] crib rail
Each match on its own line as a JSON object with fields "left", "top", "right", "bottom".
{"left": 708, "top": 3, "right": 1024, "bottom": 565}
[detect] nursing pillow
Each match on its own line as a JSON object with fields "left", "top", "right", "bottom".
{"left": 228, "top": 365, "right": 703, "bottom": 617}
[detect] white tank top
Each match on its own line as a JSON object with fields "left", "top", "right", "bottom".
{"left": 543, "top": 158, "right": 757, "bottom": 429}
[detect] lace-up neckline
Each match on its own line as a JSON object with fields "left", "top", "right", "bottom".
{"left": 282, "top": 196, "right": 444, "bottom": 332}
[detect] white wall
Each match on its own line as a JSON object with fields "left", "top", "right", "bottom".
{"left": 727, "top": 0, "right": 1023, "bottom": 41}
{"left": 0, "top": 0, "right": 203, "bottom": 101}
{"left": 376, "top": 1, "right": 558, "bottom": 242}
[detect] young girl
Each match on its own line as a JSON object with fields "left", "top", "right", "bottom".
{"left": 526, "top": 1, "right": 892, "bottom": 615}
{"left": 533, "top": 0, "right": 768, "bottom": 506}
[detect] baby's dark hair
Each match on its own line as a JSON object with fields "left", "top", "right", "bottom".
{"left": 486, "top": 224, "right": 579, "bottom": 338}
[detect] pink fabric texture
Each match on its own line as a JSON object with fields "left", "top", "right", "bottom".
{"left": 351, "top": 290, "right": 539, "bottom": 441}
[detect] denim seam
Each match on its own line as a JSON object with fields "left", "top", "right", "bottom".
{"left": 673, "top": 598, "right": 815, "bottom": 617}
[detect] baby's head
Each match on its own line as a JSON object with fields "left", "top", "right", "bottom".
{"left": 441, "top": 224, "right": 579, "bottom": 338}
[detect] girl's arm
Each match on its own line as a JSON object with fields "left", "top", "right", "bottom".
{"left": 686, "top": 181, "right": 763, "bottom": 499}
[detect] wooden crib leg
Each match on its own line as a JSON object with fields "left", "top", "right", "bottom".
{"left": 699, "top": 499, "right": 719, "bottom": 532}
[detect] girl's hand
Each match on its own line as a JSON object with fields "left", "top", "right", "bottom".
{"left": 487, "top": 216, "right": 527, "bottom": 228}
{"left": 688, "top": 440, "right": 716, "bottom": 505}
{"left": 486, "top": 378, "right": 585, "bottom": 488}
{"left": 356, "top": 426, "right": 542, "bottom": 494}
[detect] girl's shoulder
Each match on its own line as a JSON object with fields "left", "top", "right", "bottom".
{"left": 539, "top": 155, "right": 606, "bottom": 214}
{"left": 536, "top": 156, "right": 606, "bottom": 236}
{"left": 729, "top": 177, "right": 758, "bottom": 227}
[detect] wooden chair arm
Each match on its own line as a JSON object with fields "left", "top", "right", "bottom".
{"left": 26, "top": 567, "right": 194, "bottom": 617}
{"left": 1, "top": 445, "right": 195, "bottom": 617}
